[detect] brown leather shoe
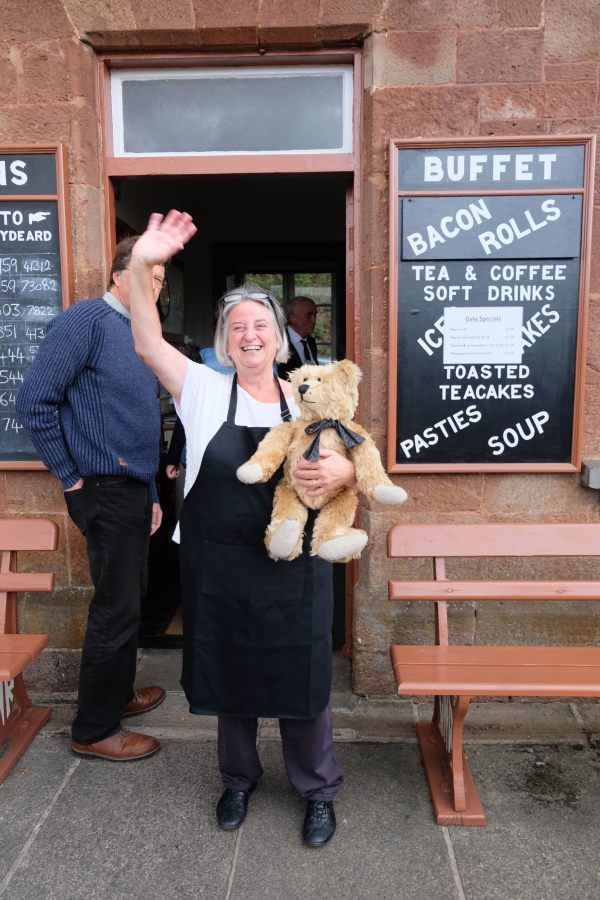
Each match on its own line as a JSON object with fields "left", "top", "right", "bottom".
{"left": 71, "top": 728, "right": 159, "bottom": 761}
{"left": 122, "top": 685, "right": 166, "bottom": 718}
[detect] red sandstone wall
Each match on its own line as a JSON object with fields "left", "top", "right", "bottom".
{"left": 0, "top": 0, "right": 598, "bottom": 695}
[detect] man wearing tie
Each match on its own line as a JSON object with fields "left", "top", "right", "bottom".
{"left": 278, "top": 295, "right": 320, "bottom": 380}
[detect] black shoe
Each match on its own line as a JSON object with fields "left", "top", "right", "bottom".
{"left": 216, "top": 784, "right": 256, "bottom": 831}
{"left": 302, "top": 799, "right": 336, "bottom": 848}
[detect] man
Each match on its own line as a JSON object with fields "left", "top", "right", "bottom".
{"left": 16, "top": 237, "right": 166, "bottom": 762}
{"left": 278, "top": 295, "right": 319, "bottom": 379}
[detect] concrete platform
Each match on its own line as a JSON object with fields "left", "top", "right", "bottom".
{"left": 6, "top": 649, "right": 599, "bottom": 899}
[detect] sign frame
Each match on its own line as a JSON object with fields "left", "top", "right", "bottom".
{"left": 387, "top": 135, "right": 596, "bottom": 474}
{"left": 0, "top": 144, "right": 73, "bottom": 470}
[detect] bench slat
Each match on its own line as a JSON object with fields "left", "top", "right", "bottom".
{"left": 389, "top": 580, "right": 600, "bottom": 602}
{"left": 0, "top": 519, "right": 59, "bottom": 552}
{"left": 391, "top": 645, "right": 600, "bottom": 667}
{"left": 0, "top": 634, "right": 48, "bottom": 679}
{"left": 0, "top": 573, "right": 55, "bottom": 593}
{"left": 0, "top": 634, "right": 48, "bottom": 655}
{"left": 391, "top": 645, "right": 600, "bottom": 697}
{"left": 388, "top": 523, "right": 600, "bottom": 558}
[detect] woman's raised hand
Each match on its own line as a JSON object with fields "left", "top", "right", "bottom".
{"left": 132, "top": 210, "right": 197, "bottom": 266}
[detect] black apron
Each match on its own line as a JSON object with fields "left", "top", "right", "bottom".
{"left": 179, "top": 376, "right": 333, "bottom": 719}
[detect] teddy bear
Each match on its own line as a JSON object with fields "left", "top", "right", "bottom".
{"left": 236, "top": 359, "right": 408, "bottom": 563}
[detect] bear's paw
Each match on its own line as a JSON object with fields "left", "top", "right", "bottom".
{"left": 236, "top": 463, "right": 264, "bottom": 484}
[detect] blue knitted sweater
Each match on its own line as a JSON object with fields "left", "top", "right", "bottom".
{"left": 16, "top": 297, "right": 160, "bottom": 499}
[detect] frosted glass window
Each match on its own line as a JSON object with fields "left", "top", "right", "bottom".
{"left": 111, "top": 66, "right": 353, "bottom": 156}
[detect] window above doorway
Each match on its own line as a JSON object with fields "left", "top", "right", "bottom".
{"left": 110, "top": 66, "right": 353, "bottom": 157}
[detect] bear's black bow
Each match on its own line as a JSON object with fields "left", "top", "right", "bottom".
{"left": 303, "top": 419, "right": 365, "bottom": 461}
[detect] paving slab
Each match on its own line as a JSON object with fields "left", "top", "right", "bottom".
{"left": 0, "top": 735, "right": 76, "bottom": 882}
{"left": 450, "top": 742, "right": 600, "bottom": 900}
{"left": 2, "top": 738, "right": 231, "bottom": 900}
{"left": 228, "top": 741, "right": 458, "bottom": 900}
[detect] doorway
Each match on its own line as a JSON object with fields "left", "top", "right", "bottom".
{"left": 113, "top": 172, "right": 351, "bottom": 649}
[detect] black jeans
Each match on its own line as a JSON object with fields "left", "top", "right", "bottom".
{"left": 69, "top": 476, "right": 152, "bottom": 744}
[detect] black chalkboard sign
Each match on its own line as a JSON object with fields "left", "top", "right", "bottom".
{"left": 388, "top": 138, "right": 595, "bottom": 472}
{"left": 0, "top": 147, "right": 71, "bottom": 467}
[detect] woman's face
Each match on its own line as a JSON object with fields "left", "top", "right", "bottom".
{"left": 226, "top": 300, "right": 279, "bottom": 372}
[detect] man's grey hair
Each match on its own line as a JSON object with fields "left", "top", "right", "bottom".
{"left": 286, "top": 295, "right": 317, "bottom": 318}
{"left": 214, "top": 282, "right": 290, "bottom": 367}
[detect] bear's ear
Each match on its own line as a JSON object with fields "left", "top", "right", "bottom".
{"left": 335, "top": 359, "right": 362, "bottom": 389}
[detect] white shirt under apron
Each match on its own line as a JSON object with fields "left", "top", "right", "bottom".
{"left": 173, "top": 360, "right": 299, "bottom": 542}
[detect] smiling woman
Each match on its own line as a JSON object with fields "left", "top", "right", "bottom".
{"left": 127, "top": 211, "right": 356, "bottom": 848}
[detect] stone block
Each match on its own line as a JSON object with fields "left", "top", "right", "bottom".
{"left": 0, "top": 47, "right": 19, "bottom": 106}
{"left": 483, "top": 473, "right": 597, "bottom": 519}
{"left": 481, "top": 118, "right": 548, "bottom": 136}
{"left": 65, "top": 516, "right": 92, "bottom": 587}
{"left": 481, "top": 83, "right": 597, "bottom": 120}
{"left": 67, "top": 41, "right": 98, "bottom": 103}
{"left": 360, "top": 264, "right": 389, "bottom": 351}
{"left": 61, "top": 0, "right": 136, "bottom": 32}
{"left": 367, "top": 30, "right": 456, "bottom": 88}
{"left": 474, "top": 599, "right": 600, "bottom": 647}
{"left": 197, "top": 26, "right": 258, "bottom": 49}
{"left": 545, "top": 0, "right": 600, "bottom": 64}
{"left": 363, "top": 86, "right": 480, "bottom": 175}
{"left": 22, "top": 648, "right": 81, "bottom": 695}
{"left": 589, "top": 206, "right": 600, "bottom": 293}
{"left": 544, "top": 62, "right": 599, "bottom": 82}
{"left": 360, "top": 168, "right": 389, "bottom": 268}
{"left": 319, "top": 0, "right": 383, "bottom": 27}
{"left": 193, "top": 0, "right": 259, "bottom": 29}
{"left": 399, "top": 473, "right": 484, "bottom": 513}
{"left": 258, "top": 0, "right": 320, "bottom": 27}
{"left": 130, "top": 0, "right": 195, "bottom": 29}
{"left": 69, "top": 104, "right": 102, "bottom": 191}
{"left": 257, "top": 26, "right": 320, "bottom": 49}
{"left": 78, "top": 30, "right": 144, "bottom": 50}
{"left": 130, "top": 29, "right": 200, "bottom": 50}
{"left": 316, "top": 22, "right": 371, "bottom": 43}
{"left": 73, "top": 268, "right": 108, "bottom": 302}
{"left": 4, "top": 470, "right": 64, "bottom": 513}
{"left": 69, "top": 185, "right": 104, "bottom": 275}
{"left": 0, "top": 104, "right": 71, "bottom": 144}
{"left": 2, "top": 0, "right": 74, "bottom": 40}
{"left": 18, "top": 40, "right": 71, "bottom": 104}
{"left": 457, "top": 30, "right": 543, "bottom": 84}
{"left": 352, "top": 647, "right": 399, "bottom": 697}
{"left": 382, "top": 0, "right": 494, "bottom": 29}
{"left": 495, "top": 0, "right": 542, "bottom": 27}
{"left": 19, "top": 586, "right": 92, "bottom": 649}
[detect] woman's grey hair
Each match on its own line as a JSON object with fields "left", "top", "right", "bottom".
{"left": 214, "top": 282, "right": 290, "bottom": 367}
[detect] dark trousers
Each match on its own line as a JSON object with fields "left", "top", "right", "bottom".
{"left": 217, "top": 702, "right": 344, "bottom": 801}
{"left": 70, "top": 477, "right": 152, "bottom": 744}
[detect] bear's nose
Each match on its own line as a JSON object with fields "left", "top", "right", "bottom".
{"left": 298, "top": 383, "right": 310, "bottom": 396}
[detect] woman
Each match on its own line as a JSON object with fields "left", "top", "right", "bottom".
{"left": 129, "top": 211, "right": 355, "bottom": 848}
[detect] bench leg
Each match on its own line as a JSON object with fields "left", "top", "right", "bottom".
{"left": 0, "top": 675, "right": 50, "bottom": 786}
{"left": 417, "top": 694, "right": 486, "bottom": 826}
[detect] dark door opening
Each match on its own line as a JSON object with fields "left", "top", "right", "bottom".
{"left": 113, "top": 173, "right": 350, "bottom": 649}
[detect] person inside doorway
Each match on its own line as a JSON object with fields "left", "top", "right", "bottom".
{"left": 278, "top": 295, "right": 319, "bottom": 379}
{"left": 127, "top": 211, "right": 357, "bottom": 848}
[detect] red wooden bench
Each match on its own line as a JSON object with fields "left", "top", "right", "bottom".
{"left": 0, "top": 519, "right": 58, "bottom": 784}
{"left": 388, "top": 523, "right": 600, "bottom": 827}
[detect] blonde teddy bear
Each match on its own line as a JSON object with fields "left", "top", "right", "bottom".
{"left": 236, "top": 360, "right": 408, "bottom": 562}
